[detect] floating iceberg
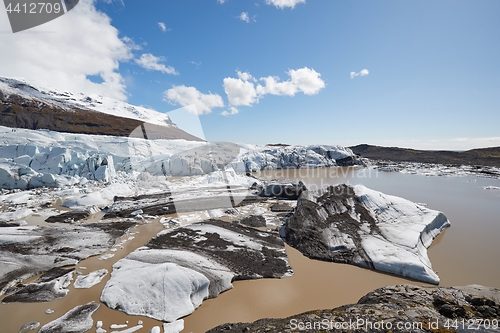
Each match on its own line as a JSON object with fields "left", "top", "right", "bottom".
{"left": 284, "top": 184, "right": 450, "bottom": 284}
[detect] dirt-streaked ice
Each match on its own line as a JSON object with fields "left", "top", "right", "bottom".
{"left": 74, "top": 269, "right": 108, "bottom": 289}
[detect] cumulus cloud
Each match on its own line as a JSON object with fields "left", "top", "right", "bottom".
{"left": 350, "top": 69, "right": 369, "bottom": 79}
{"left": 135, "top": 53, "right": 179, "bottom": 75}
{"left": 164, "top": 85, "right": 224, "bottom": 115}
{"left": 266, "top": 0, "right": 306, "bottom": 9}
{"left": 239, "top": 12, "right": 250, "bottom": 23}
{"left": 223, "top": 67, "right": 325, "bottom": 107}
{"left": 223, "top": 76, "right": 259, "bottom": 106}
{"left": 0, "top": 0, "right": 133, "bottom": 100}
{"left": 221, "top": 106, "right": 239, "bottom": 116}
{"left": 237, "top": 71, "right": 254, "bottom": 81}
{"left": 158, "top": 22, "right": 170, "bottom": 32}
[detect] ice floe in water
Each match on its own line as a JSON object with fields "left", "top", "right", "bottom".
{"left": 101, "top": 220, "right": 292, "bottom": 322}
{"left": 74, "top": 269, "right": 108, "bottom": 289}
{"left": 284, "top": 184, "right": 450, "bottom": 284}
{"left": 101, "top": 260, "right": 210, "bottom": 322}
{"left": 38, "top": 302, "right": 99, "bottom": 333}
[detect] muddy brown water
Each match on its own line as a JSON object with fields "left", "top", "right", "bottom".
{"left": 183, "top": 168, "right": 500, "bottom": 332}
{"left": 1, "top": 167, "right": 500, "bottom": 333}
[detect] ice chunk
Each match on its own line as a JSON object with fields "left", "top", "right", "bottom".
{"left": 100, "top": 260, "right": 210, "bottom": 322}
{"left": 163, "top": 320, "right": 184, "bottom": 333}
{"left": 38, "top": 302, "right": 99, "bottom": 333}
{"left": 74, "top": 269, "right": 108, "bottom": 289}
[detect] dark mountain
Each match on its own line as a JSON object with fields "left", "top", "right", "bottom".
{"left": 0, "top": 78, "right": 202, "bottom": 141}
{"left": 350, "top": 144, "right": 500, "bottom": 167}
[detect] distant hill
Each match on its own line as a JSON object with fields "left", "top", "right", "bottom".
{"left": 0, "top": 77, "right": 202, "bottom": 141}
{"left": 350, "top": 144, "right": 500, "bottom": 167}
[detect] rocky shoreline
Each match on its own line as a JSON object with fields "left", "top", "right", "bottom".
{"left": 208, "top": 284, "right": 500, "bottom": 333}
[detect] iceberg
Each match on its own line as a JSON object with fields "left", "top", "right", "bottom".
{"left": 38, "top": 302, "right": 99, "bottom": 333}
{"left": 284, "top": 184, "right": 450, "bottom": 284}
{"left": 74, "top": 269, "right": 108, "bottom": 289}
{"left": 101, "top": 220, "right": 292, "bottom": 322}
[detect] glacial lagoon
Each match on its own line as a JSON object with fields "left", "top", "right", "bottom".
{"left": 1, "top": 167, "right": 499, "bottom": 333}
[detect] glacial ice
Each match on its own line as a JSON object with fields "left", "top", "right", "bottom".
{"left": 73, "top": 269, "right": 108, "bottom": 289}
{"left": 0, "top": 208, "right": 33, "bottom": 222}
{"left": 163, "top": 320, "right": 184, "bottom": 333}
{"left": 0, "top": 125, "right": 360, "bottom": 190}
{"left": 285, "top": 184, "right": 451, "bottom": 284}
{"left": 101, "top": 259, "right": 210, "bottom": 322}
{"left": 37, "top": 302, "right": 99, "bottom": 333}
{"left": 101, "top": 220, "right": 291, "bottom": 323}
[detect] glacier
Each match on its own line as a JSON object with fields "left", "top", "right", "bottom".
{"left": 0, "top": 125, "right": 361, "bottom": 190}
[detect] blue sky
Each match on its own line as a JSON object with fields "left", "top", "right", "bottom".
{"left": 1, "top": 0, "right": 499, "bottom": 149}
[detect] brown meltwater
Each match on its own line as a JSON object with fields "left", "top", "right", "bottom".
{"left": 182, "top": 168, "right": 500, "bottom": 332}
{"left": 182, "top": 244, "right": 429, "bottom": 333}
{"left": 2, "top": 168, "right": 499, "bottom": 332}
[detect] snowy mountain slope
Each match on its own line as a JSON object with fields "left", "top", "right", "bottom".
{"left": 0, "top": 77, "right": 174, "bottom": 127}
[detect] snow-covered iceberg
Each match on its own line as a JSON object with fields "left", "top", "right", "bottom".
{"left": 0, "top": 222, "right": 134, "bottom": 296}
{"left": 38, "top": 302, "right": 99, "bottom": 333}
{"left": 101, "top": 220, "right": 292, "bottom": 322}
{"left": 284, "top": 184, "right": 450, "bottom": 284}
{"left": 74, "top": 269, "right": 108, "bottom": 289}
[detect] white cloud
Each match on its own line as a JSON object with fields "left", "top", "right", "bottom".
{"left": 449, "top": 137, "right": 500, "bottom": 149}
{"left": 288, "top": 67, "right": 326, "bottom": 95}
{"left": 239, "top": 12, "right": 250, "bottom": 23}
{"left": 102, "top": 0, "right": 124, "bottom": 6}
{"left": 0, "top": 0, "right": 133, "bottom": 100}
{"left": 256, "top": 76, "right": 296, "bottom": 96}
{"left": 237, "top": 71, "right": 254, "bottom": 81}
{"left": 350, "top": 69, "right": 370, "bottom": 79}
{"left": 223, "top": 67, "right": 325, "bottom": 107}
{"left": 217, "top": 0, "right": 226, "bottom": 3}
{"left": 221, "top": 106, "right": 239, "bottom": 116}
{"left": 158, "top": 22, "right": 170, "bottom": 32}
{"left": 377, "top": 137, "right": 500, "bottom": 150}
{"left": 135, "top": 53, "right": 178, "bottom": 75}
{"left": 164, "top": 85, "right": 224, "bottom": 115}
{"left": 265, "top": 0, "right": 306, "bottom": 9}
{"left": 223, "top": 77, "right": 258, "bottom": 106}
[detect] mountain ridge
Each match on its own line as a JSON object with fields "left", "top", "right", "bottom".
{"left": 350, "top": 144, "right": 500, "bottom": 167}
{"left": 0, "top": 77, "right": 202, "bottom": 141}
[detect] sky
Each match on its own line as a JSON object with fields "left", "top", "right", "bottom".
{"left": 0, "top": 0, "right": 499, "bottom": 150}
